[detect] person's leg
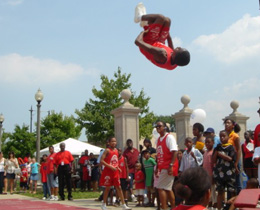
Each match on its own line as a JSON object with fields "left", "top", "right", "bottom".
{"left": 65, "top": 165, "right": 72, "bottom": 199}
{"left": 10, "top": 179, "right": 14, "bottom": 194}
{"left": 147, "top": 187, "right": 151, "bottom": 204}
{"left": 58, "top": 166, "right": 65, "bottom": 199}
{"left": 0, "top": 172, "right": 3, "bottom": 194}
{"left": 141, "top": 14, "right": 167, "bottom": 26}
{"left": 166, "top": 189, "right": 175, "bottom": 208}
{"left": 158, "top": 189, "right": 167, "bottom": 210}
{"left": 4, "top": 177, "right": 7, "bottom": 193}
{"left": 34, "top": 180, "right": 37, "bottom": 193}
{"left": 102, "top": 186, "right": 111, "bottom": 207}
{"left": 115, "top": 186, "right": 127, "bottom": 205}
{"left": 217, "top": 190, "right": 225, "bottom": 210}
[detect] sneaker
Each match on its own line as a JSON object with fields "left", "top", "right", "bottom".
{"left": 54, "top": 196, "right": 59, "bottom": 201}
{"left": 122, "top": 204, "right": 132, "bottom": 210}
{"left": 134, "top": 2, "right": 146, "bottom": 23}
{"left": 49, "top": 195, "right": 55, "bottom": 201}
{"left": 131, "top": 194, "right": 137, "bottom": 202}
{"left": 42, "top": 197, "right": 46, "bottom": 200}
{"left": 101, "top": 203, "right": 107, "bottom": 210}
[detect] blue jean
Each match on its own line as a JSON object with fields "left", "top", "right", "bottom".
{"left": 42, "top": 182, "right": 50, "bottom": 197}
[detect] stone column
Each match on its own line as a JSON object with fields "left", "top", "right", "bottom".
{"left": 172, "top": 95, "right": 193, "bottom": 149}
{"left": 224, "top": 100, "right": 250, "bottom": 142}
{"left": 111, "top": 89, "right": 141, "bottom": 150}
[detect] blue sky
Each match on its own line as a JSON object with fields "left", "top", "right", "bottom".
{"left": 0, "top": 0, "right": 260, "bottom": 140}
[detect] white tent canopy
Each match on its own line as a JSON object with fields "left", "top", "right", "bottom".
{"left": 38, "top": 138, "right": 103, "bottom": 157}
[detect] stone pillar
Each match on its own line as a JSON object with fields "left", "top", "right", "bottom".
{"left": 111, "top": 89, "right": 141, "bottom": 150}
{"left": 172, "top": 95, "right": 193, "bottom": 149}
{"left": 224, "top": 100, "right": 250, "bottom": 142}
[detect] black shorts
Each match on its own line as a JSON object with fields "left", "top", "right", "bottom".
{"left": 120, "top": 178, "right": 128, "bottom": 191}
{"left": 6, "top": 173, "right": 15, "bottom": 180}
{"left": 20, "top": 182, "right": 27, "bottom": 188}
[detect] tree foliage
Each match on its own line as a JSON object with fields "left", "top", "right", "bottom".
{"left": 40, "top": 111, "right": 81, "bottom": 149}
{"left": 76, "top": 67, "right": 156, "bottom": 146}
{"left": 2, "top": 125, "right": 35, "bottom": 158}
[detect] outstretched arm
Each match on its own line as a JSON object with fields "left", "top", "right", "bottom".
{"left": 167, "top": 33, "right": 174, "bottom": 50}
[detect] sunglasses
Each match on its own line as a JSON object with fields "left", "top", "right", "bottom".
{"left": 155, "top": 125, "right": 163, "bottom": 128}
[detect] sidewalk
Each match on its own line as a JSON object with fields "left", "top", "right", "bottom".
{"left": 0, "top": 193, "right": 156, "bottom": 210}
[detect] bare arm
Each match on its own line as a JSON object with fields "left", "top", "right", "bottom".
{"left": 217, "top": 151, "right": 233, "bottom": 162}
{"left": 234, "top": 137, "right": 241, "bottom": 166}
{"left": 167, "top": 33, "right": 174, "bottom": 50}
{"left": 100, "top": 149, "right": 117, "bottom": 171}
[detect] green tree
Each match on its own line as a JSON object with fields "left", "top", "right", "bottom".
{"left": 155, "top": 115, "right": 175, "bottom": 132}
{"left": 2, "top": 125, "right": 35, "bottom": 158}
{"left": 76, "top": 67, "right": 156, "bottom": 146}
{"left": 40, "top": 111, "right": 81, "bottom": 148}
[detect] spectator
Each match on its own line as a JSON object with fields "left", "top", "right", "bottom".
{"left": 134, "top": 162, "right": 145, "bottom": 207}
{"left": 54, "top": 143, "right": 74, "bottom": 201}
{"left": 89, "top": 152, "right": 99, "bottom": 191}
{"left": 173, "top": 167, "right": 211, "bottom": 210}
{"left": 242, "top": 131, "right": 257, "bottom": 179}
{"left": 143, "top": 150, "right": 156, "bottom": 207}
{"left": 40, "top": 154, "right": 50, "bottom": 200}
{"left": 143, "top": 138, "right": 156, "bottom": 155}
{"left": 30, "top": 157, "right": 40, "bottom": 194}
{"left": 155, "top": 121, "right": 178, "bottom": 210}
{"left": 79, "top": 149, "right": 91, "bottom": 191}
{"left": 23, "top": 153, "right": 30, "bottom": 165}
{"left": 47, "top": 146, "right": 58, "bottom": 201}
{"left": 192, "top": 123, "right": 205, "bottom": 154}
{"left": 5, "top": 151, "right": 18, "bottom": 194}
{"left": 179, "top": 137, "right": 203, "bottom": 173}
{"left": 20, "top": 164, "right": 28, "bottom": 193}
{"left": 123, "top": 139, "right": 139, "bottom": 202}
{"left": 0, "top": 152, "right": 5, "bottom": 194}
{"left": 252, "top": 132, "right": 260, "bottom": 185}
{"left": 204, "top": 127, "right": 221, "bottom": 149}
{"left": 213, "top": 130, "right": 236, "bottom": 210}
{"left": 26, "top": 157, "right": 32, "bottom": 190}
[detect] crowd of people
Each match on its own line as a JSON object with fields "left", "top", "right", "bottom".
{"left": 1, "top": 117, "right": 260, "bottom": 210}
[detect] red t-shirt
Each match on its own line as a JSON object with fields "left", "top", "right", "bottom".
{"left": 40, "top": 162, "right": 48, "bottom": 183}
{"left": 54, "top": 150, "right": 74, "bottom": 166}
{"left": 242, "top": 139, "right": 254, "bottom": 159}
{"left": 172, "top": 204, "right": 206, "bottom": 210}
{"left": 47, "top": 152, "right": 56, "bottom": 174}
{"left": 79, "top": 156, "right": 90, "bottom": 180}
{"left": 20, "top": 168, "right": 28, "bottom": 183}
{"left": 118, "top": 156, "right": 127, "bottom": 179}
{"left": 135, "top": 170, "right": 145, "bottom": 189}
{"left": 123, "top": 148, "right": 139, "bottom": 174}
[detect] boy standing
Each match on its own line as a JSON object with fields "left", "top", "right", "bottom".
{"left": 20, "top": 164, "right": 28, "bottom": 192}
{"left": 134, "top": 162, "right": 145, "bottom": 207}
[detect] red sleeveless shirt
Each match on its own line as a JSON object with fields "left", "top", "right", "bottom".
{"left": 118, "top": 156, "right": 127, "bottom": 179}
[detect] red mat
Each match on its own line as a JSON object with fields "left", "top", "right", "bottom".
{"left": 0, "top": 199, "right": 96, "bottom": 210}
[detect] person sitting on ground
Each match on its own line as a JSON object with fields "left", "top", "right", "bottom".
{"left": 173, "top": 167, "right": 211, "bottom": 210}
{"left": 134, "top": 3, "right": 190, "bottom": 70}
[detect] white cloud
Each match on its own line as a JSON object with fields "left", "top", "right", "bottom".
{"left": 3, "top": 0, "right": 23, "bottom": 6}
{"left": 172, "top": 37, "right": 182, "bottom": 47}
{"left": 0, "top": 53, "right": 99, "bottom": 85}
{"left": 192, "top": 14, "right": 260, "bottom": 64}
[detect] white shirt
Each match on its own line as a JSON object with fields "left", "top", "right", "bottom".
{"left": 155, "top": 133, "right": 178, "bottom": 152}
{"left": 252, "top": 147, "right": 260, "bottom": 185}
{"left": 179, "top": 147, "right": 203, "bottom": 172}
{"left": 0, "top": 158, "right": 5, "bottom": 172}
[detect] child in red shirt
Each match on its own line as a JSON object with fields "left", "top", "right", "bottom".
{"left": 40, "top": 154, "right": 50, "bottom": 200}
{"left": 134, "top": 162, "right": 145, "bottom": 207}
{"left": 20, "top": 164, "right": 28, "bottom": 192}
{"left": 100, "top": 137, "right": 131, "bottom": 210}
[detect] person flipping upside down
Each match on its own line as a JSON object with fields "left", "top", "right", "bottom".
{"left": 134, "top": 3, "right": 190, "bottom": 70}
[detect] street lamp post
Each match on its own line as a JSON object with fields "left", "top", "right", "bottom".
{"left": 35, "top": 89, "right": 44, "bottom": 163}
{"left": 0, "top": 114, "right": 4, "bottom": 152}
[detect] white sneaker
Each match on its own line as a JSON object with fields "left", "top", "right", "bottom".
{"left": 131, "top": 194, "right": 137, "bottom": 202}
{"left": 101, "top": 203, "right": 107, "bottom": 210}
{"left": 54, "top": 196, "right": 59, "bottom": 201}
{"left": 134, "top": 2, "right": 146, "bottom": 23}
{"left": 122, "top": 204, "right": 132, "bottom": 210}
{"left": 49, "top": 196, "right": 55, "bottom": 201}
{"left": 42, "top": 197, "right": 46, "bottom": 200}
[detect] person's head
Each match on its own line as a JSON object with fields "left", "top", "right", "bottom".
{"left": 205, "top": 136, "right": 214, "bottom": 151}
{"left": 177, "top": 150, "right": 184, "bottom": 161}
{"left": 84, "top": 150, "right": 89, "bottom": 156}
{"left": 28, "top": 157, "right": 32, "bottom": 163}
{"left": 60, "top": 143, "right": 65, "bottom": 152}
{"left": 21, "top": 164, "right": 26, "bottom": 169}
{"left": 49, "top": 146, "right": 54, "bottom": 154}
{"left": 42, "top": 154, "right": 47, "bottom": 162}
{"left": 126, "top": 139, "right": 133, "bottom": 149}
{"left": 89, "top": 153, "right": 94, "bottom": 159}
{"left": 143, "top": 150, "right": 150, "bottom": 160}
{"left": 32, "top": 157, "right": 36, "bottom": 163}
{"left": 224, "top": 118, "right": 241, "bottom": 133}
{"left": 8, "top": 151, "right": 15, "bottom": 159}
{"left": 246, "top": 178, "right": 259, "bottom": 189}
{"left": 219, "top": 130, "right": 229, "bottom": 144}
{"left": 204, "top": 127, "right": 215, "bottom": 138}
{"left": 118, "top": 148, "right": 122, "bottom": 157}
{"left": 135, "top": 162, "right": 142, "bottom": 171}
{"left": 108, "top": 136, "right": 117, "bottom": 148}
{"left": 143, "top": 138, "right": 152, "bottom": 149}
{"left": 193, "top": 123, "right": 204, "bottom": 137}
{"left": 185, "top": 137, "right": 193, "bottom": 150}
{"left": 155, "top": 121, "right": 168, "bottom": 136}
{"left": 244, "top": 131, "right": 250, "bottom": 141}
{"left": 174, "top": 167, "right": 211, "bottom": 206}
{"left": 173, "top": 48, "right": 190, "bottom": 66}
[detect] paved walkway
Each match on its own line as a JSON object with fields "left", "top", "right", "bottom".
{"left": 0, "top": 193, "right": 156, "bottom": 210}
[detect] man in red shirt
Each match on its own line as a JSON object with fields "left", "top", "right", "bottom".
{"left": 78, "top": 149, "right": 91, "bottom": 191}
{"left": 54, "top": 143, "right": 74, "bottom": 201}
{"left": 134, "top": 3, "right": 190, "bottom": 71}
{"left": 47, "top": 146, "right": 58, "bottom": 201}
{"left": 123, "top": 139, "right": 139, "bottom": 202}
